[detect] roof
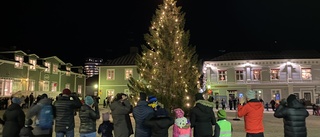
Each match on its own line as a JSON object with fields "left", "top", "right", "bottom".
{"left": 102, "top": 53, "right": 137, "bottom": 66}
{"left": 209, "top": 50, "right": 320, "bottom": 61}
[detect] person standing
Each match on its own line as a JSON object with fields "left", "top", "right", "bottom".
{"left": 2, "top": 97, "right": 25, "bottom": 137}
{"left": 274, "top": 94, "right": 309, "bottom": 137}
{"left": 229, "top": 98, "right": 233, "bottom": 110}
{"left": 143, "top": 107, "right": 174, "bottom": 137}
{"left": 237, "top": 90, "right": 264, "bottom": 137}
{"left": 110, "top": 93, "right": 133, "bottom": 137}
{"left": 29, "top": 93, "right": 34, "bottom": 107}
{"left": 25, "top": 93, "right": 55, "bottom": 137}
{"left": 213, "top": 109, "right": 232, "bottom": 137}
{"left": 132, "top": 92, "right": 154, "bottom": 137}
{"left": 270, "top": 99, "right": 276, "bottom": 111}
{"left": 79, "top": 96, "right": 100, "bottom": 137}
{"left": 54, "top": 88, "right": 82, "bottom": 137}
{"left": 98, "top": 112, "right": 114, "bottom": 137}
{"left": 190, "top": 93, "right": 216, "bottom": 137}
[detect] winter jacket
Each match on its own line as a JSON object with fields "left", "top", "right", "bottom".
{"left": 143, "top": 113, "right": 174, "bottom": 137}
{"left": 98, "top": 121, "right": 114, "bottom": 137}
{"left": 25, "top": 98, "right": 54, "bottom": 135}
{"left": 110, "top": 99, "right": 133, "bottom": 137}
{"left": 190, "top": 100, "right": 216, "bottom": 137}
{"left": 2, "top": 103, "right": 25, "bottom": 137}
{"left": 237, "top": 99, "right": 264, "bottom": 134}
{"left": 274, "top": 98, "right": 309, "bottom": 137}
{"left": 79, "top": 104, "right": 100, "bottom": 133}
{"left": 53, "top": 95, "right": 82, "bottom": 133}
{"left": 133, "top": 100, "right": 155, "bottom": 137}
{"left": 213, "top": 118, "right": 232, "bottom": 137}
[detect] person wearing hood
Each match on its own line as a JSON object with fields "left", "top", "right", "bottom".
{"left": 25, "top": 93, "right": 55, "bottom": 137}
{"left": 143, "top": 107, "right": 174, "bottom": 137}
{"left": 190, "top": 93, "right": 216, "bottom": 137}
{"left": 237, "top": 90, "right": 264, "bottom": 137}
{"left": 274, "top": 94, "right": 309, "bottom": 137}
{"left": 2, "top": 97, "right": 25, "bottom": 137}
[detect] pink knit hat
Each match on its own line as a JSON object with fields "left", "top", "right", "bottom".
{"left": 174, "top": 108, "right": 184, "bottom": 118}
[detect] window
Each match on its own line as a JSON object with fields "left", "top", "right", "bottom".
{"left": 77, "top": 85, "right": 82, "bottom": 95}
{"left": 106, "top": 89, "right": 115, "bottom": 97}
{"left": 65, "top": 83, "right": 70, "bottom": 89}
{"left": 125, "top": 69, "right": 133, "bottom": 79}
{"left": 29, "top": 59, "right": 36, "bottom": 70}
{"left": 0, "top": 79, "right": 13, "bottom": 96}
{"left": 107, "top": 69, "right": 115, "bottom": 80}
{"left": 51, "top": 82, "right": 58, "bottom": 91}
{"left": 43, "top": 81, "right": 49, "bottom": 91}
{"left": 52, "top": 64, "right": 59, "bottom": 74}
{"left": 271, "top": 89, "right": 281, "bottom": 102}
{"left": 235, "top": 70, "right": 244, "bottom": 81}
{"left": 270, "top": 69, "right": 279, "bottom": 80}
{"left": 14, "top": 55, "right": 24, "bottom": 69}
{"left": 12, "top": 80, "right": 22, "bottom": 92}
{"left": 66, "top": 67, "right": 71, "bottom": 76}
{"left": 28, "top": 80, "right": 35, "bottom": 91}
{"left": 253, "top": 69, "right": 261, "bottom": 80}
{"left": 301, "top": 68, "right": 312, "bottom": 80}
{"left": 44, "top": 62, "right": 51, "bottom": 73}
{"left": 218, "top": 70, "right": 227, "bottom": 81}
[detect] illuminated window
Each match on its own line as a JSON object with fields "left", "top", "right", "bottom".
{"left": 107, "top": 69, "right": 115, "bottom": 80}
{"left": 253, "top": 69, "right": 261, "bottom": 80}
{"left": 14, "top": 55, "right": 24, "bottom": 69}
{"left": 29, "top": 59, "right": 36, "bottom": 70}
{"left": 125, "top": 69, "right": 133, "bottom": 79}
{"left": 218, "top": 70, "right": 227, "bottom": 81}
{"left": 77, "top": 85, "right": 82, "bottom": 95}
{"left": 235, "top": 70, "right": 244, "bottom": 81}
{"left": 0, "top": 79, "right": 13, "bottom": 96}
{"left": 107, "top": 89, "right": 114, "bottom": 97}
{"left": 51, "top": 82, "right": 58, "bottom": 91}
{"left": 66, "top": 67, "right": 71, "bottom": 76}
{"left": 44, "top": 62, "right": 51, "bottom": 73}
{"left": 270, "top": 69, "right": 279, "bottom": 80}
{"left": 301, "top": 68, "right": 312, "bottom": 80}
{"left": 65, "top": 83, "right": 70, "bottom": 89}
{"left": 43, "top": 81, "right": 49, "bottom": 91}
{"left": 28, "top": 80, "right": 35, "bottom": 91}
{"left": 52, "top": 64, "right": 59, "bottom": 74}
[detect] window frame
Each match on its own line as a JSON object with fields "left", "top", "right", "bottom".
{"left": 107, "top": 69, "right": 115, "bottom": 80}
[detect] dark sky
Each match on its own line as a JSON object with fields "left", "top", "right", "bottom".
{"left": 2, "top": 0, "right": 320, "bottom": 66}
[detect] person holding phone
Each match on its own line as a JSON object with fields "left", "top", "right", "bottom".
{"left": 237, "top": 90, "right": 264, "bottom": 137}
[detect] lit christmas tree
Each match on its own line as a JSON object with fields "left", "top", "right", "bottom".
{"left": 128, "top": 0, "right": 200, "bottom": 112}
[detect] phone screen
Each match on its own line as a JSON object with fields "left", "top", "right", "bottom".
{"left": 239, "top": 93, "right": 243, "bottom": 98}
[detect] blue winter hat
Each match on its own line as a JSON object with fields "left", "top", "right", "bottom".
{"left": 85, "top": 96, "right": 94, "bottom": 106}
{"left": 148, "top": 95, "right": 157, "bottom": 103}
{"left": 12, "top": 97, "right": 21, "bottom": 104}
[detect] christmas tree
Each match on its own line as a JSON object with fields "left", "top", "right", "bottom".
{"left": 128, "top": 0, "right": 200, "bottom": 112}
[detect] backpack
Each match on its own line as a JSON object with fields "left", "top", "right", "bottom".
{"left": 37, "top": 104, "right": 53, "bottom": 130}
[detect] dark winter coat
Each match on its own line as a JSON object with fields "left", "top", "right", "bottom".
{"left": 53, "top": 95, "right": 82, "bottom": 133}
{"left": 98, "top": 121, "right": 114, "bottom": 137}
{"left": 25, "top": 98, "right": 54, "bottom": 135}
{"left": 190, "top": 100, "right": 216, "bottom": 137}
{"left": 274, "top": 98, "right": 309, "bottom": 137}
{"left": 79, "top": 104, "right": 100, "bottom": 133}
{"left": 110, "top": 99, "right": 133, "bottom": 137}
{"left": 2, "top": 103, "right": 25, "bottom": 137}
{"left": 132, "top": 100, "right": 155, "bottom": 137}
{"left": 143, "top": 113, "right": 174, "bottom": 137}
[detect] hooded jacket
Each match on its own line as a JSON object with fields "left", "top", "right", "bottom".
{"left": 237, "top": 99, "right": 264, "bottom": 134}
{"left": 133, "top": 100, "right": 155, "bottom": 137}
{"left": 274, "top": 98, "right": 309, "bottom": 137}
{"left": 143, "top": 109, "right": 174, "bottom": 137}
{"left": 190, "top": 99, "right": 216, "bottom": 137}
{"left": 2, "top": 103, "right": 25, "bottom": 137}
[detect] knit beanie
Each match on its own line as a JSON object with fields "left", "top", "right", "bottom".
{"left": 12, "top": 97, "right": 21, "bottom": 104}
{"left": 102, "top": 112, "right": 110, "bottom": 121}
{"left": 85, "top": 96, "right": 94, "bottom": 106}
{"left": 287, "top": 94, "right": 297, "bottom": 104}
{"left": 62, "top": 88, "right": 71, "bottom": 95}
{"left": 148, "top": 95, "right": 157, "bottom": 103}
{"left": 195, "top": 93, "right": 204, "bottom": 101}
{"left": 246, "top": 90, "right": 256, "bottom": 100}
{"left": 139, "top": 92, "right": 147, "bottom": 101}
{"left": 174, "top": 108, "right": 185, "bottom": 118}
{"left": 217, "top": 109, "right": 227, "bottom": 119}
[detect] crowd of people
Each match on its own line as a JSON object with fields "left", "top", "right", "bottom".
{"left": 0, "top": 88, "right": 311, "bottom": 137}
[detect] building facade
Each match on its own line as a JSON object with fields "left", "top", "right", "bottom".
{"left": 0, "top": 50, "right": 86, "bottom": 98}
{"left": 84, "top": 57, "right": 104, "bottom": 78}
{"left": 202, "top": 50, "right": 320, "bottom": 106}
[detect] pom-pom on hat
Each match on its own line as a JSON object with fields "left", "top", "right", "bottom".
{"left": 287, "top": 94, "right": 297, "bottom": 104}
{"left": 217, "top": 109, "right": 227, "bottom": 119}
{"left": 85, "top": 96, "right": 94, "bottom": 106}
{"left": 195, "top": 93, "right": 204, "bottom": 101}
{"left": 12, "top": 97, "right": 21, "bottom": 104}
{"left": 102, "top": 112, "right": 110, "bottom": 121}
{"left": 62, "top": 88, "right": 71, "bottom": 95}
{"left": 246, "top": 90, "right": 256, "bottom": 100}
{"left": 139, "top": 92, "right": 147, "bottom": 101}
{"left": 174, "top": 108, "right": 185, "bottom": 118}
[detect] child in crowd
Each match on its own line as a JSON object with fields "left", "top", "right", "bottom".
{"left": 98, "top": 112, "right": 114, "bottom": 137}
{"left": 173, "top": 108, "right": 192, "bottom": 137}
{"left": 213, "top": 109, "right": 233, "bottom": 137}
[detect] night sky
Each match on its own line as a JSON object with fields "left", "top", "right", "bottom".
{"left": 2, "top": 0, "right": 320, "bottom": 66}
